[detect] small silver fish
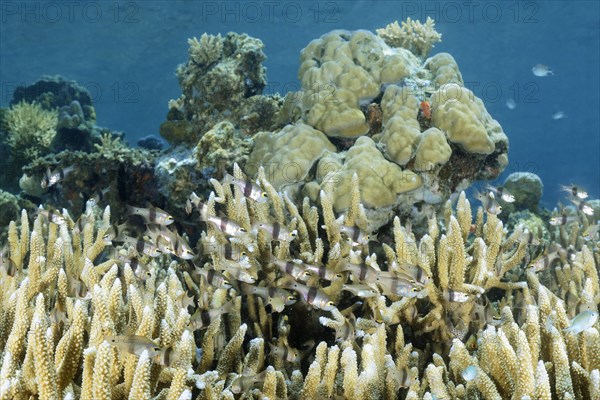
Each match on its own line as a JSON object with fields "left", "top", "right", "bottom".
{"left": 505, "top": 98, "right": 517, "bottom": 110}
{"left": 339, "top": 225, "right": 373, "bottom": 246}
{"left": 462, "top": 365, "right": 478, "bottom": 382}
{"left": 342, "top": 283, "right": 378, "bottom": 298}
{"left": 283, "top": 281, "right": 336, "bottom": 311}
{"left": 560, "top": 184, "right": 588, "bottom": 200}
{"left": 475, "top": 191, "right": 502, "bottom": 215}
{"left": 570, "top": 199, "right": 594, "bottom": 216}
{"left": 552, "top": 111, "right": 567, "bottom": 120}
{"left": 105, "top": 335, "right": 162, "bottom": 357}
{"left": 41, "top": 166, "right": 74, "bottom": 189}
{"left": 0, "top": 243, "right": 16, "bottom": 277}
{"left": 37, "top": 207, "right": 66, "bottom": 225}
{"left": 527, "top": 252, "right": 560, "bottom": 273}
{"left": 240, "top": 283, "right": 296, "bottom": 312}
{"left": 121, "top": 235, "right": 162, "bottom": 258}
{"left": 532, "top": 64, "right": 553, "bottom": 77}
{"left": 126, "top": 204, "right": 174, "bottom": 226}
{"left": 549, "top": 214, "right": 576, "bottom": 226}
{"left": 485, "top": 185, "right": 515, "bottom": 203}
{"left": 563, "top": 310, "right": 598, "bottom": 334}
{"left": 225, "top": 173, "right": 269, "bottom": 203}
{"left": 268, "top": 342, "right": 302, "bottom": 363}
{"left": 188, "top": 301, "right": 235, "bottom": 331}
{"left": 444, "top": 289, "right": 470, "bottom": 303}
{"left": 191, "top": 267, "right": 231, "bottom": 288}
{"left": 252, "top": 222, "right": 297, "bottom": 242}
{"left": 230, "top": 370, "right": 268, "bottom": 394}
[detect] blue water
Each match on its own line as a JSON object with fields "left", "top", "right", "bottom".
{"left": 1, "top": 1, "right": 598, "bottom": 206}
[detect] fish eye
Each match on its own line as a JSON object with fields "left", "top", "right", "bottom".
{"left": 223, "top": 280, "right": 231, "bottom": 286}
{"left": 153, "top": 347, "right": 161, "bottom": 352}
{"left": 335, "top": 273, "right": 343, "bottom": 278}
{"left": 411, "top": 287, "right": 420, "bottom": 292}
{"left": 155, "top": 249, "right": 162, "bottom": 254}
{"left": 239, "top": 228, "right": 247, "bottom": 233}
{"left": 262, "top": 193, "right": 268, "bottom": 198}
{"left": 287, "top": 295, "right": 296, "bottom": 301}
{"left": 327, "top": 301, "right": 335, "bottom": 307}
{"left": 290, "top": 232, "right": 297, "bottom": 237}
{"left": 241, "top": 251, "right": 247, "bottom": 257}
{"left": 167, "top": 216, "right": 174, "bottom": 220}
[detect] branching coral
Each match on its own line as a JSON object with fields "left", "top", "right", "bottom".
{"left": 4, "top": 101, "right": 58, "bottom": 161}
{"left": 376, "top": 17, "right": 442, "bottom": 58}
{"left": 1, "top": 166, "right": 596, "bottom": 400}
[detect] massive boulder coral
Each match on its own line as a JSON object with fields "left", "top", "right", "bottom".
{"left": 247, "top": 21, "right": 509, "bottom": 229}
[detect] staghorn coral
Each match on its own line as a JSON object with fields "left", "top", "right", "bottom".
{"left": 376, "top": 17, "right": 442, "bottom": 58}
{"left": 0, "top": 166, "right": 597, "bottom": 400}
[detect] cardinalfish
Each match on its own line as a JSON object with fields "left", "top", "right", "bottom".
{"left": 375, "top": 273, "right": 424, "bottom": 298}
{"left": 392, "top": 261, "right": 431, "bottom": 286}
{"left": 549, "top": 213, "right": 576, "bottom": 226}
{"left": 191, "top": 267, "right": 232, "bottom": 289}
{"left": 41, "top": 166, "right": 74, "bottom": 189}
{"left": 560, "top": 184, "right": 588, "bottom": 200}
{"left": 272, "top": 258, "right": 313, "bottom": 281}
{"left": 188, "top": 300, "right": 236, "bottom": 331}
{"left": 197, "top": 202, "right": 248, "bottom": 238}
{"left": 185, "top": 192, "right": 202, "bottom": 214}
{"left": 282, "top": 280, "right": 336, "bottom": 311}
{"left": 240, "top": 283, "right": 296, "bottom": 312}
{"left": 338, "top": 224, "right": 375, "bottom": 247}
{"left": 268, "top": 342, "right": 302, "bottom": 363}
{"left": 0, "top": 244, "right": 16, "bottom": 277}
{"left": 485, "top": 185, "right": 515, "bottom": 203}
{"left": 252, "top": 222, "right": 298, "bottom": 242}
{"left": 222, "top": 262, "right": 257, "bottom": 284}
{"left": 583, "top": 223, "right": 600, "bottom": 242}
{"left": 570, "top": 198, "right": 594, "bottom": 216}
{"left": 105, "top": 335, "right": 181, "bottom": 367}
{"left": 36, "top": 207, "right": 66, "bottom": 225}
{"left": 126, "top": 204, "right": 174, "bottom": 226}
{"left": 224, "top": 173, "right": 269, "bottom": 203}
{"left": 341, "top": 283, "right": 378, "bottom": 298}
{"left": 144, "top": 224, "right": 195, "bottom": 259}
{"left": 475, "top": 190, "right": 502, "bottom": 215}
{"left": 443, "top": 289, "right": 470, "bottom": 303}
{"left": 527, "top": 251, "right": 560, "bottom": 273}
{"left": 230, "top": 370, "right": 268, "bottom": 394}
{"left": 120, "top": 235, "right": 162, "bottom": 258}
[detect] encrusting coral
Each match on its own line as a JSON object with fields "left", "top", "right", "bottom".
{"left": 0, "top": 165, "right": 597, "bottom": 400}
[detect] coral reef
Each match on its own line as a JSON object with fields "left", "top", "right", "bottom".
{"left": 246, "top": 21, "right": 508, "bottom": 230}
{"left": 0, "top": 168, "right": 597, "bottom": 400}
{"left": 503, "top": 172, "right": 544, "bottom": 212}
{"left": 4, "top": 101, "right": 58, "bottom": 162}
{"left": 160, "top": 32, "right": 282, "bottom": 147}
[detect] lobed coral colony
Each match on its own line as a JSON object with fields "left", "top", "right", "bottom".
{"left": 0, "top": 18, "right": 599, "bottom": 400}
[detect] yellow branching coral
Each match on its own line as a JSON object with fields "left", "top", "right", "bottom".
{"left": 376, "top": 17, "right": 442, "bottom": 58}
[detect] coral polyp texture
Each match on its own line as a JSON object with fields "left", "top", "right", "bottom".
{"left": 0, "top": 168, "right": 598, "bottom": 400}
{"left": 241, "top": 20, "right": 508, "bottom": 228}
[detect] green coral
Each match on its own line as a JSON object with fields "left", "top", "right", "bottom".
{"left": 4, "top": 101, "right": 58, "bottom": 161}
